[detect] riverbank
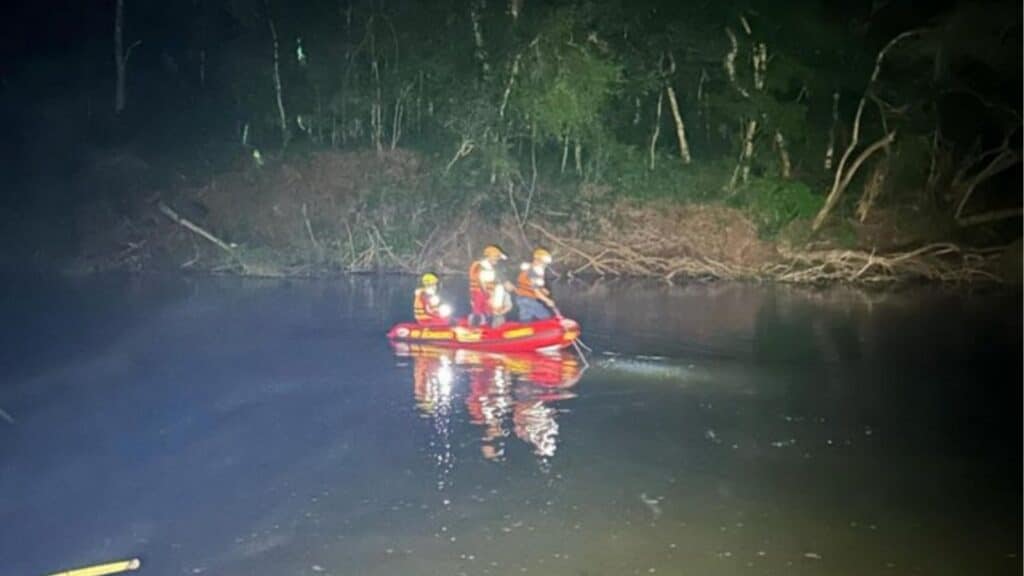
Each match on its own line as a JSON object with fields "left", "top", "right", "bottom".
{"left": 67, "top": 148, "right": 1016, "bottom": 284}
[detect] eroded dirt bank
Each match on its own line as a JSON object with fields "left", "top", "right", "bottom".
{"left": 69, "top": 149, "right": 1012, "bottom": 284}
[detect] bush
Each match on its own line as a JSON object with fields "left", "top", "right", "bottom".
{"left": 730, "top": 177, "right": 823, "bottom": 237}
{"left": 602, "top": 144, "right": 732, "bottom": 202}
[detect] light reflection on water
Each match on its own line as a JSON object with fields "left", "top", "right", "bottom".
{"left": 396, "top": 344, "right": 582, "bottom": 466}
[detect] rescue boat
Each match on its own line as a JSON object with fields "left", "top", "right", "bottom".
{"left": 386, "top": 317, "right": 580, "bottom": 353}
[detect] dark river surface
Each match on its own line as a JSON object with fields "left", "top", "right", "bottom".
{"left": 1, "top": 275, "right": 1020, "bottom": 576}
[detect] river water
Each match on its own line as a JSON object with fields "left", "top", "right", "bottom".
{"left": 1, "top": 275, "right": 1019, "bottom": 575}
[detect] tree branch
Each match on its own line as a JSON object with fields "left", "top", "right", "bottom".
{"left": 812, "top": 29, "right": 924, "bottom": 232}
{"left": 158, "top": 201, "right": 235, "bottom": 254}
{"left": 956, "top": 207, "right": 1023, "bottom": 227}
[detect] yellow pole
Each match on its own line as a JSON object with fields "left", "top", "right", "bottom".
{"left": 47, "top": 558, "right": 141, "bottom": 576}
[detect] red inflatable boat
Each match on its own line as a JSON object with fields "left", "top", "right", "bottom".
{"left": 387, "top": 317, "right": 580, "bottom": 353}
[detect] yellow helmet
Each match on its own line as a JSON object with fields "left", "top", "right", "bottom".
{"left": 483, "top": 245, "right": 507, "bottom": 260}
{"left": 533, "top": 248, "right": 552, "bottom": 264}
{"left": 421, "top": 273, "right": 439, "bottom": 286}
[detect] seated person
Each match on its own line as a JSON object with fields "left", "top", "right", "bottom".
{"left": 414, "top": 273, "right": 453, "bottom": 326}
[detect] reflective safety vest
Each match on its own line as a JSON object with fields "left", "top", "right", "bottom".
{"left": 469, "top": 259, "right": 498, "bottom": 295}
{"left": 516, "top": 263, "right": 548, "bottom": 298}
{"left": 413, "top": 288, "right": 442, "bottom": 322}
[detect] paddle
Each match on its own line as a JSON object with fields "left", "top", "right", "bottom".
{"left": 546, "top": 301, "right": 591, "bottom": 365}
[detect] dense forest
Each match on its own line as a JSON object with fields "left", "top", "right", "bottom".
{"left": 2, "top": 0, "right": 1021, "bottom": 282}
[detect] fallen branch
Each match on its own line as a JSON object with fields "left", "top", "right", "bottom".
{"left": 956, "top": 206, "right": 1024, "bottom": 227}
{"left": 302, "top": 202, "right": 321, "bottom": 252}
{"left": 157, "top": 201, "right": 234, "bottom": 254}
{"left": 953, "top": 145, "right": 1021, "bottom": 222}
{"left": 444, "top": 138, "right": 475, "bottom": 174}
{"left": 529, "top": 220, "right": 999, "bottom": 284}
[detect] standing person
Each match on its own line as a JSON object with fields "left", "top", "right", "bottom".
{"left": 468, "top": 245, "right": 512, "bottom": 327}
{"left": 515, "top": 248, "right": 557, "bottom": 321}
{"left": 413, "top": 273, "right": 453, "bottom": 326}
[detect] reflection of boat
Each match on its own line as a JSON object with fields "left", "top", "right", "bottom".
{"left": 394, "top": 344, "right": 584, "bottom": 389}
{"left": 394, "top": 343, "right": 583, "bottom": 461}
{"left": 387, "top": 317, "right": 581, "bottom": 353}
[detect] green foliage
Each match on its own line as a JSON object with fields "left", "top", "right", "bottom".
{"left": 604, "top": 145, "right": 733, "bottom": 203}
{"left": 730, "top": 177, "right": 823, "bottom": 237}
{"left": 200, "top": 0, "right": 1017, "bottom": 241}
{"left": 514, "top": 10, "right": 623, "bottom": 142}
{"left": 827, "top": 219, "right": 860, "bottom": 249}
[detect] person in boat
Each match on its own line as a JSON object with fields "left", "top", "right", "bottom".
{"left": 468, "top": 245, "right": 513, "bottom": 327}
{"left": 515, "top": 248, "right": 557, "bottom": 321}
{"left": 414, "top": 273, "right": 453, "bottom": 326}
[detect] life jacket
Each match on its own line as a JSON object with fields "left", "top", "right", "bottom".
{"left": 413, "top": 287, "right": 441, "bottom": 322}
{"left": 516, "top": 263, "right": 548, "bottom": 298}
{"left": 469, "top": 259, "right": 497, "bottom": 295}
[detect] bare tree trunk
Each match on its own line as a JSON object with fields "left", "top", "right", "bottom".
{"left": 390, "top": 95, "right": 403, "bottom": 150}
{"left": 740, "top": 119, "right": 757, "bottom": 184}
{"left": 812, "top": 29, "right": 922, "bottom": 232}
{"left": 697, "top": 68, "right": 710, "bottom": 144}
{"left": 728, "top": 119, "right": 758, "bottom": 191}
{"left": 508, "top": 0, "right": 522, "bottom": 21}
{"left": 416, "top": 71, "right": 424, "bottom": 134}
{"left": 815, "top": 131, "right": 895, "bottom": 230}
{"left": 752, "top": 42, "right": 767, "bottom": 91}
{"left": 664, "top": 85, "right": 692, "bottom": 165}
{"left": 560, "top": 132, "right": 570, "bottom": 174}
{"left": 267, "top": 7, "right": 290, "bottom": 148}
{"left": 371, "top": 36, "right": 383, "bottom": 153}
{"left": 113, "top": 0, "right": 139, "bottom": 114}
{"left": 526, "top": 124, "right": 537, "bottom": 221}
{"left": 824, "top": 91, "right": 839, "bottom": 171}
{"left": 574, "top": 138, "right": 583, "bottom": 175}
{"left": 855, "top": 157, "right": 889, "bottom": 222}
{"left": 649, "top": 90, "right": 663, "bottom": 170}
{"left": 114, "top": 0, "right": 124, "bottom": 114}
{"left": 924, "top": 128, "right": 948, "bottom": 209}
{"left": 723, "top": 23, "right": 764, "bottom": 189}
{"left": 315, "top": 86, "right": 323, "bottom": 144}
{"left": 499, "top": 53, "right": 521, "bottom": 119}
{"left": 774, "top": 131, "right": 791, "bottom": 179}
{"left": 470, "top": 0, "right": 491, "bottom": 80}
{"left": 723, "top": 28, "right": 749, "bottom": 98}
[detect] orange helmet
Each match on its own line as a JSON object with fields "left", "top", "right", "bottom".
{"left": 483, "top": 245, "right": 507, "bottom": 260}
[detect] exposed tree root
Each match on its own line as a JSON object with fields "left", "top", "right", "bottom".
{"left": 530, "top": 223, "right": 1002, "bottom": 284}
{"left": 766, "top": 244, "right": 1002, "bottom": 284}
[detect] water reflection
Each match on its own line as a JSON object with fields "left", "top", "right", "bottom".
{"left": 405, "top": 346, "right": 456, "bottom": 489}
{"left": 394, "top": 344, "right": 583, "bottom": 464}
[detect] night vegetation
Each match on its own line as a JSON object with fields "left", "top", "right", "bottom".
{"left": 2, "top": 0, "right": 1020, "bottom": 282}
